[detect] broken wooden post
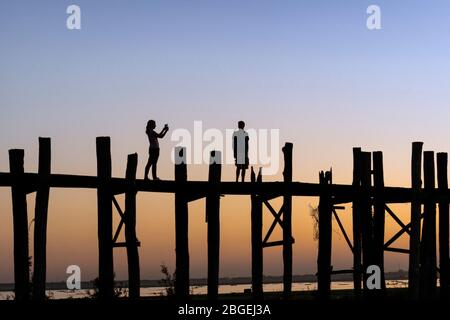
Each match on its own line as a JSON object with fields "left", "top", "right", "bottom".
{"left": 32, "top": 137, "right": 51, "bottom": 300}
{"left": 175, "top": 147, "right": 190, "bottom": 298}
{"left": 372, "top": 151, "right": 386, "bottom": 291}
{"left": 360, "top": 151, "right": 373, "bottom": 292}
{"left": 437, "top": 152, "right": 449, "bottom": 299}
{"left": 317, "top": 169, "right": 332, "bottom": 300}
{"left": 409, "top": 141, "right": 423, "bottom": 299}
{"left": 125, "top": 153, "right": 140, "bottom": 299}
{"left": 282, "top": 142, "right": 293, "bottom": 296}
{"left": 96, "top": 137, "right": 114, "bottom": 300}
{"left": 352, "top": 147, "right": 362, "bottom": 294}
{"left": 251, "top": 167, "right": 263, "bottom": 298}
{"left": 9, "top": 149, "right": 30, "bottom": 301}
{"left": 420, "top": 151, "right": 437, "bottom": 298}
{"left": 206, "top": 150, "right": 221, "bottom": 300}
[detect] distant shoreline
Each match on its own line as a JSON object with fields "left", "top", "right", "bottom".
{"left": 0, "top": 270, "right": 409, "bottom": 291}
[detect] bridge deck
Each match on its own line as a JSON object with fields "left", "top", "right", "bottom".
{"left": 0, "top": 172, "right": 416, "bottom": 203}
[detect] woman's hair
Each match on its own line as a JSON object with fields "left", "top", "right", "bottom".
{"left": 146, "top": 120, "right": 155, "bottom": 134}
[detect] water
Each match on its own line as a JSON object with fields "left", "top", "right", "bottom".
{"left": 0, "top": 280, "right": 409, "bottom": 300}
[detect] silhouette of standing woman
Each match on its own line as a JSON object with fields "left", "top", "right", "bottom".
{"left": 145, "top": 120, "right": 169, "bottom": 180}
{"left": 232, "top": 121, "right": 249, "bottom": 182}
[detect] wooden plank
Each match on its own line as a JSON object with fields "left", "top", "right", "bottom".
{"left": 360, "top": 152, "right": 373, "bottom": 293}
{"left": 263, "top": 200, "right": 284, "bottom": 227}
{"left": 384, "top": 212, "right": 424, "bottom": 249}
{"left": 437, "top": 152, "right": 449, "bottom": 299}
{"left": 112, "top": 216, "right": 124, "bottom": 244}
{"left": 96, "top": 137, "right": 114, "bottom": 300}
{"left": 372, "top": 151, "right": 386, "bottom": 291}
{"left": 332, "top": 209, "right": 353, "bottom": 253}
{"left": 111, "top": 196, "right": 125, "bottom": 245}
{"left": 317, "top": 170, "right": 332, "bottom": 300}
{"left": 113, "top": 242, "right": 140, "bottom": 248}
{"left": 420, "top": 151, "right": 437, "bottom": 298}
{"left": 9, "top": 149, "right": 30, "bottom": 301}
{"left": 331, "top": 269, "right": 354, "bottom": 275}
{"left": 32, "top": 137, "right": 51, "bottom": 300}
{"left": 174, "top": 147, "right": 190, "bottom": 298}
{"left": 384, "top": 227, "right": 409, "bottom": 249}
{"left": 385, "top": 247, "right": 410, "bottom": 254}
{"left": 282, "top": 143, "right": 293, "bottom": 296}
{"left": 186, "top": 192, "right": 207, "bottom": 202}
{"left": 0, "top": 172, "right": 416, "bottom": 202}
{"left": 112, "top": 196, "right": 125, "bottom": 219}
{"left": 259, "top": 193, "right": 284, "bottom": 202}
{"left": 261, "top": 201, "right": 284, "bottom": 244}
{"left": 206, "top": 151, "right": 221, "bottom": 300}
{"left": 124, "top": 153, "right": 140, "bottom": 299}
{"left": 409, "top": 141, "right": 423, "bottom": 299}
{"left": 263, "top": 240, "right": 286, "bottom": 248}
{"left": 352, "top": 147, "right": 362, "bottom": 293}
{"left": 251, "top": 167, "right": 263, "bottom": 298}
{"left": 385, "top": 205, "right": 410, "bottom": 234}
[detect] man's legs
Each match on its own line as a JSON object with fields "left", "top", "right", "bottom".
{"left": 235, "top": 167, "right": 240, "bottom": 182}
{"left": 241, "top": 168, "right": 246, "bottom": 182}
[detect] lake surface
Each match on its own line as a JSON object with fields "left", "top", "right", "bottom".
{"left": 0, "top": 280, "right": 409, "bottom": 300}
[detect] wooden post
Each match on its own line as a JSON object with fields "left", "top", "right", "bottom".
{"left": 317, "top": 170, "right": 332, "bottom": 300}
{"left": 251, "top": 167, "right": 263, "bottom": 298}
{"left": 372, "top": 151, "right": 386, "bottom": 291}
{"left": 175, "top": 147, "right": 190, "bottom": 298}
{"left": 96, "top": 137, "right": 114, "bottom": 300}
{"left": 420, "top": 151, "right": 437, "bottom": 298}
{"left": 125, "top": 153, "right": 140, "bottom": 299}
{"left": 32, "top": 137, "right": 51, "bottom": 300}
{"left": 9, "top": 149, "right": 30, "bottom": 301}
{"left": 437, "top": 152, "right": 449, "bottom": 299}
{"left": 282, "top": 143, "right": 293, "bottom": 296}
{"left": 206, "top": 150, "right": 221, "bottom": 300}
{"left": 352, "top": 148, "right": 362, "bottom": 294}
{"left": 360, "top": 152, "right": 373, "bottom": 292}
{"left": 409, "top": 142, "right": 423, "bottom": 299}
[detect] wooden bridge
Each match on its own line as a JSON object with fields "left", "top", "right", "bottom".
{"left": 1, "top": 137, "right": 448, "bottom": 301}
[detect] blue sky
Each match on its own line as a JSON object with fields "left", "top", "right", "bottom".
{"left": 2, "top": 1, "right": 450, "bottom": 159}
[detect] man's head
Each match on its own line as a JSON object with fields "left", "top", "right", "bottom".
{"left": 147, "top": 120, "right": 156, "bottom": 129}
{"left": 238, "top": 121, "right": 245, "bottom": 129}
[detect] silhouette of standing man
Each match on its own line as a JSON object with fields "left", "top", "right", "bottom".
{"left": 232, "top": 121, "right": 249, "bottom": 182}
{"left": 145, "top": 120, "right": 169, "bottom": 180}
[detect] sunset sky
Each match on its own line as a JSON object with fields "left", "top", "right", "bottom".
{"left": 1, "top": 0, "right": 450, "bottom": 283}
